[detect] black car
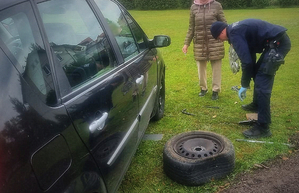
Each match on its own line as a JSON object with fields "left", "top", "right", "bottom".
{"left": 0, "top": 0, "right": 170, "bottom": 192}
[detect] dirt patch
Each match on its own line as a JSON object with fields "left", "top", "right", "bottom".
{"left": 218, "top": 132, "right": 299, "bottom": 193}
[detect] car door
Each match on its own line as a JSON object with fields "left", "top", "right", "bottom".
{"left": 94, "top": 0, "right": 159, "bottom": 142}
{"left": 36, "top": 1, "right": 141, "bottom": 192}
{"left": 0, "top": 1, "right": 106, "bottom": 192}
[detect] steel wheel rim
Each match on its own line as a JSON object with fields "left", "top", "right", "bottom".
{"left": 174, "top": 135, "right": 224, "bottom": 159}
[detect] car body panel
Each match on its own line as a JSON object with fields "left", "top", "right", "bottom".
{"left": 0, "top": 0, "right": 170, "bottom": 192}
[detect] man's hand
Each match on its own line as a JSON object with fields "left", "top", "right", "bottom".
{"left": 238, "top": 87, "right": 247, "bottom": 101}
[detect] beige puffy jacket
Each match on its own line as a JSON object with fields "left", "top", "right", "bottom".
{"left": 184, "top": 1, "right": 226, "bottom": 61}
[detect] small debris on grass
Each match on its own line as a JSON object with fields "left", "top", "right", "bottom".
{"left": 254, "top": 163, "right": 269, "bottom": 169}
{"left": 281, "top": 156, "right": 289, "bottom": 161}
{"left": 181, "top": 109, "right": 195, "bottom": 116}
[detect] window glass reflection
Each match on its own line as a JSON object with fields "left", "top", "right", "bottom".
{"left": 94, "top": 0, "right": 139, "bottom": 61}
{"left": 37, "top": 0, "right": 116, "bottom": 89}
{"left": 0, "top": 3, "right": 56, "bottom": 105}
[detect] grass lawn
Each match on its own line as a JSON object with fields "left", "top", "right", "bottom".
{"left": 119, "top": 8, "right": 299, "bottom": 192}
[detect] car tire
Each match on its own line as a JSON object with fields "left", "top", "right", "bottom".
{"left": 151, "top": 72, "right": 165, "bottom": 121}
{"left": 163, "top": 131, "right": 235, "bottom": 186}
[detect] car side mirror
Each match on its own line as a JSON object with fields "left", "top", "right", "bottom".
{"left": 149, "top": 35, "right": 171, "bottom": 48}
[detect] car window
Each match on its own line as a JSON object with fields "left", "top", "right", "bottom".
{"left": 0, "top": 2, "right": 56, "bottom": 105}
{"left": 37, "top": 0, "right": 117, "bottom": 89}
{"left": 94, "top": 0, "right": 147, "bottom": 61}
{"left": 120, "top": 8, "right": 147, "bottom": 51}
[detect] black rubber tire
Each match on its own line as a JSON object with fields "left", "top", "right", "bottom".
{"left": 151, "top": 72, "right": 165, "bottom": 121}
{"left": 163, "top": 131, "right": 235, "bottom": 186}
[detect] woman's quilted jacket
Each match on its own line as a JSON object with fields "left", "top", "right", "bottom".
{"left": 184, "top": 1, "right": 227, "bottom": 61}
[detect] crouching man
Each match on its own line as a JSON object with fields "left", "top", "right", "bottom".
{"left": 210, "top": 19, "right": 291, "bottom": 138}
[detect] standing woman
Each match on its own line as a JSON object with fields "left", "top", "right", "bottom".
{"left": 182, "top": 0, "right": 226, "bottom": 100}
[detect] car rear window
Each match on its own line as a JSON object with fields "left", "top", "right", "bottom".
{"left": 0, "top": 2, "right": 57, "bottom": 105}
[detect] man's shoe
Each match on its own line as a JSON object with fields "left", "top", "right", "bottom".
{"left": 212, "top": 91, "right": 219, "bottom": 100}
{"left": 199, "top": 89, "right": 208, "bottom": 97}
{"left": 242, "top": 102, "right": 258, "bottom": 112}
{"left": 242, "top": 123, "right": 272, "bottom": 138}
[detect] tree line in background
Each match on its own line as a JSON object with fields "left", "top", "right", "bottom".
{"left": 118, "top": 0, "right": 299, "bottom": 10}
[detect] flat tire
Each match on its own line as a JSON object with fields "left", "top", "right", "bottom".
{"left": 163, "top": 131, "right": 235, "bottom": 186}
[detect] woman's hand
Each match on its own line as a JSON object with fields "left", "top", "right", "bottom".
{"left": 182, "top": 45, "right": 188, "bottom": 54}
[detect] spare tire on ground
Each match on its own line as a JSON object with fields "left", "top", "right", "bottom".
{"left": 163, "top": 131, "right": 235, "bottom": 186}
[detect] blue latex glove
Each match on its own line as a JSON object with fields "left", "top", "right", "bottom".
{"left": 238, "top": 87, "right": 247, "bottom": 101}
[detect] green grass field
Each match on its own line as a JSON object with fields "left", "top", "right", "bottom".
{"left": 119, "top": 8, "right": 299, "bottom": 192}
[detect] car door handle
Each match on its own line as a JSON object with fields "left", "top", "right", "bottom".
{"left": 136, "top": 75, "right": 144, "bottom": 85}
{"left": 89, "top": 112, "right": 108, "bottom": 133}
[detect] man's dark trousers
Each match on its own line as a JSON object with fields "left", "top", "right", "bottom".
{"left": 251, "top": 33, "right": 291, "bottom": 124}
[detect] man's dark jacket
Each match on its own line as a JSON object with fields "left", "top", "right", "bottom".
{"left": 227, "top": 19, "right": 287, "bottom": 87}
